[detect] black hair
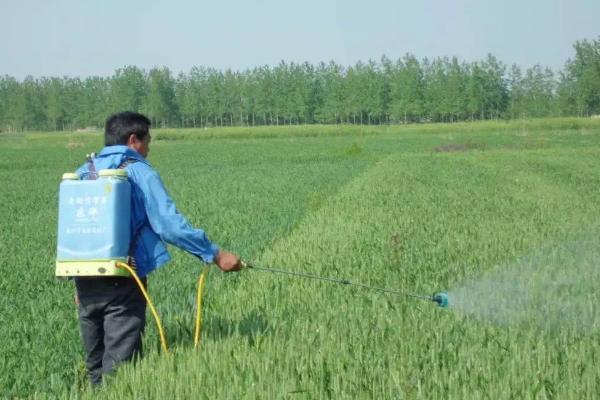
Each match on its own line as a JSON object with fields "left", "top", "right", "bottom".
{"left": 104, "top": 111, "right": 151, "bottom": 146}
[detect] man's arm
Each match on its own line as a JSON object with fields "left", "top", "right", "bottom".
{"left": 135, "top": 168, "right": 241, "bottom": 272}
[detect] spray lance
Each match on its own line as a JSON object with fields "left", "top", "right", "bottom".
{"left": 239, "top": 261, "right": 450, "bottom": 308}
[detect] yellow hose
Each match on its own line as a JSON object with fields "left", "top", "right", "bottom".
{"left": 194, "top": 266, "right": 210, "bottom": 348}
{"left": 116, "top": 262, "right": 169, "bottom": 355}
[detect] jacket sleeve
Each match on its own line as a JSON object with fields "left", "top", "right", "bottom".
{"left": 136, "top": 168, "right": 220, "bottom": 263}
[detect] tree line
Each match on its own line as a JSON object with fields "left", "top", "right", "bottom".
{"left": 1, "top": 37, "right": 599, "bottom": 132}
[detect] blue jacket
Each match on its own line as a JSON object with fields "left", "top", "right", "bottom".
{"left": 76, "top": 145, "right": 219, "bottom": 277}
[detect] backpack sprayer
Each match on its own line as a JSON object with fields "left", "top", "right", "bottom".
{"left": 55, "top": 162, "right": 449, "bottom": 355}
{"left": 56, "top": 161, "right": 170, "bottom": 353}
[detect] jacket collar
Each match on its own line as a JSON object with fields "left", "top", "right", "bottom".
{"left": 97, "top": 145, "right": 147, "bottom": 163}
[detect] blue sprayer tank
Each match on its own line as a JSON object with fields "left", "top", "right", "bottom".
{"left": 55, "top": 169, "right": 132, "bottom": 277}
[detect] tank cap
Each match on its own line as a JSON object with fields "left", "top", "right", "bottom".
{"left": 62, "top": 173, "right": 80, "bottom": 180}
{"left": 98, "top": 169, "right": 128, "bottom": 178}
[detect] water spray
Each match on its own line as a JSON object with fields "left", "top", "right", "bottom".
{"left": 241, "top": 261, "right": 449, "bottom": 308}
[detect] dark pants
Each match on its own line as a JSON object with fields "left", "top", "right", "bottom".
{"left": 75, "top": 277, "right": 147, "bottom": 386}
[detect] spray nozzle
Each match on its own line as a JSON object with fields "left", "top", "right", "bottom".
{"left": 432, "top": 292, "right": 449, "bottom": 308}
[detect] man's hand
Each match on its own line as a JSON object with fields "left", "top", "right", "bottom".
{"left": 214, "top": 250, "right": 242, "bottom": 272}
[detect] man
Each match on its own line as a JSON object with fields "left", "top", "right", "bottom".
{"left": 74, "top": 111, "right": 242, "bottom": 385}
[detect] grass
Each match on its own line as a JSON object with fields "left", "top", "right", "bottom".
{"left": 1, "top": 118, "right": 600, "bottom": 399}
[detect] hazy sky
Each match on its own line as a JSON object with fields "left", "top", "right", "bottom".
{"left": 1, "top": 0, "right": 598, "bottom": 80}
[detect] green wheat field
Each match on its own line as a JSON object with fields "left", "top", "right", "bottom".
{"left": 1, "top": 118, "right": 600, "bottom": 399}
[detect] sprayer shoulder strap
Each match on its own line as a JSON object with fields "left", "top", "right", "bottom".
{"left": 117, "top": 158, "right": 140, "bottom": 267}
{"left": 118, "top": 158, "right": 138, "bottom": 170}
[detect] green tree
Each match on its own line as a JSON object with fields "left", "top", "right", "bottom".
{"left": 205, "top": 68, "right": 226, "bottom": 126}
{"left": 482, "top": 54, "right": 509, "bottom": 119}
{"left": 255, "top": 66, "right": 276, "bottom": 125}
{"left": 0, "top": 75, "right": 21, "bottom": 131}
{"left": 508, "top": 65, "right": 525, "bottom": 119}
{"left": 43, "top": 77, "right": 67, "bottom": 130}
{"left": 109, "top": 66, "right": 146, "bottom": 113}
{"left": 144, "top": 67, "right": 178, "bottom": 127}
{"left": 318, "top": 61, "right": 346, "bottom": 124}
{"left": 423, "top": 58, "right": 447, "bottom": 121}
{"left": 188, "top": 67, "right": 211, "bottom": 127}
{"left": 566, "top": 37, "right": 600, "bottom": 116}
{"left": 465, "top": 55, "right": 508, "bottom": 120}
{"left": 81, "top": 77, "right": 110, "bottom": 128}
{"left": 388, "top": 54, "right": 424, "bottom": 123}
{"left": 444, "top": 57, "right": 468, "bottom": 122}
{"left": 556, "top": 68, "right": 578, "bottom": 116}
{"left": 521, "top": 65, "right": 556, "bottom": 117}
{"left": 9, "top": 76, "right": 47, "bottom": 131}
